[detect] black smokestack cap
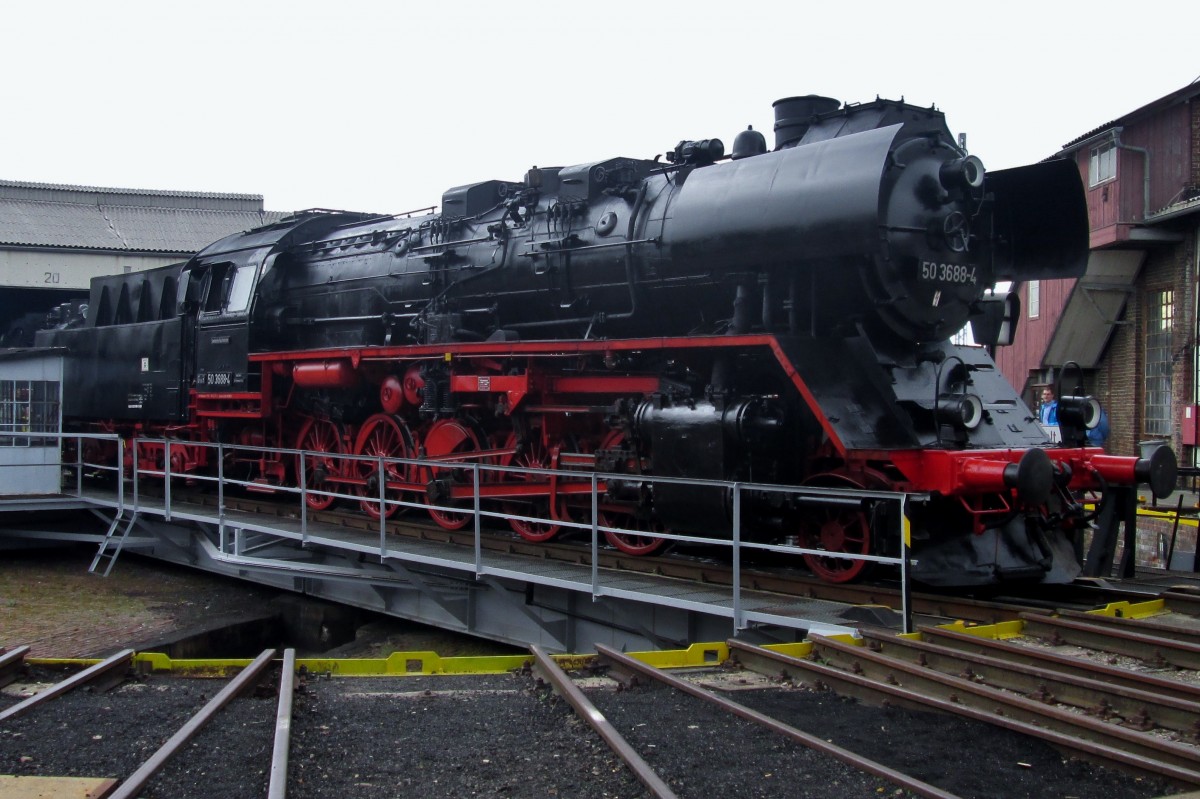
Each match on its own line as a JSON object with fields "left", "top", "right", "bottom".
{"left": 772, "top": 95, "right": 841, "bottom": 149}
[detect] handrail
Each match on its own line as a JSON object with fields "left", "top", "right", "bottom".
{"left": 128, "top": 435, "right": 921, "bottom": 634}
{"left": 0, "top": 431, "right": 919, "bottom": 635}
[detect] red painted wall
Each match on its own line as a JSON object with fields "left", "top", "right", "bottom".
{"left": 1086, "top": 102, "right": 1191, "bottom": 247}
{"left": 993, "top": 277, "right": 1076, "bottom": 404}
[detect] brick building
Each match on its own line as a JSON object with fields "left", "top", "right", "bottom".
{"left": 994, "top": 79, "right": 1200, "bottom": 465}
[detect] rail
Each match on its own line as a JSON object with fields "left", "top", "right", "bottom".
{"left": 0, "top": 649, "right": 134, "bottom": 724}
{"left": 108, "top": 648, "right": 279, "bottom": 799}
{"left": 530, "top": 644, "right": 679, "bottom": 799}
{"left": 730, "top": 639, "right": 1200, "bottom": 788}
{"left": 10, "top": 430, "right": 1200, "bottom": 631}
{"left": 594, "top": 643, "right": 963, "bottom": 799}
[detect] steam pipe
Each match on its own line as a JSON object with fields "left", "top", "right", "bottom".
{"left": 1194, "top": 226, "right": 1200, "bottom": 474}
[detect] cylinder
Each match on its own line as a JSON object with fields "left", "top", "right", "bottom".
{"left": 292, "top": 360, "right": 359, "bottom": 388}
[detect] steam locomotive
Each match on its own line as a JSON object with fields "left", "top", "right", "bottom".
{"left": 37, "top": 94, "right": 1177, "bottom": 586}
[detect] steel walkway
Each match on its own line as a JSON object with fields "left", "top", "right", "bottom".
{"left": 71, "top": 485, "right": 863, "bottom": 648}
{"left": 0, "top": 434, "right": 919, "bottom": 651}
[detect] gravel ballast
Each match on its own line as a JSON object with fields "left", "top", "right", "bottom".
{"left": 585, "top": 683, "right": 913, "bottom": 798}
{"left": 288, "top": 674, "right": 648, "bottom": 798}
{"left": 0, "top": 676, "right": 212, "bottom": 780}
{"left": 727, "top": 684, "right": 1175, "bottom": 799}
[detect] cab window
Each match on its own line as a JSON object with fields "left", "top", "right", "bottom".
{"left": 202, "top": 264, "right": 233, "bottom": 312}
{"left": 200, "top": 262, "right": 256, "bottom": 314}
{"left": 226, "top": 265, "right": 256, "bottom": 313}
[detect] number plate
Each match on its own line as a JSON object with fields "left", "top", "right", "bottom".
{"left": 920, "top": 260, "right": 977, "bottom": 285}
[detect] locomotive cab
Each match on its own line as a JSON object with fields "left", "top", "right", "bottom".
{"left": 189, "top": 256, "right": 261, "bottom": 393}
{"left": 184, "top": 211, "right": 374, "bottom": 395}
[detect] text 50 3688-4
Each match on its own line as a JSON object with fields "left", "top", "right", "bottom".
{"left": 920, "top": 261, "right": 977, "bottom": 285}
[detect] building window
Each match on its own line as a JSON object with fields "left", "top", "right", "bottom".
{"left": 1028, "top": 280, "right": 1040, "bottom": 319}
{"left": 0, "top": 380, "right": 60, "bottom": 447}
{"left": 1145, "top": 290, "right": 1175, "bottom": 438}
{"left": 1090, "top": 141, "right": 1117, "bottom": 187}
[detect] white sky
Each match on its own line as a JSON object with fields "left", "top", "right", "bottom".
{"left": 2, "top": 1, "right": 1196, "bottom": 215}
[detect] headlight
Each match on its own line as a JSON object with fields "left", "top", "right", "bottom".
{"left": 1058, "top": 395, "right": 1102, "bottom": 430}
{"left": 937, "top": 393, "right": 983, "bottom": 430}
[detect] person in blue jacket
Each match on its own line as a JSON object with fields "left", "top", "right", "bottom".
{"left": 1039, "top": 387, "right": 1058, "bottom": 426}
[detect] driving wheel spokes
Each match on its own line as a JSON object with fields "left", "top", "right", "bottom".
{"left": 799, "top": 472, "right": 874, "bottom": 583}
{"left": 354, "top": 414, "right": 413, "bottom": 520}
{"left": 600, "top": 509, "right": 666, "bottom": 556}
{"left": 421, "top": 418, "right": 483, "bottom": 530}
{"left": 594, "top": 428, "right": 663, "bottom": 555}
{"left": 296, "top": 418, "right": 344, "bottom": 511}
{"left": 502, "top": 433, "right": 566, "bottom": 543}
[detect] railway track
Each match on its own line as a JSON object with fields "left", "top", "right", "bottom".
{"left": 0, "top": 647, "right": 293, "bottom": 798}
{"left": 536, "top": 644, "right": 961, "bottom": 798}
{"left": 531, "top": 640, "right": 1183, "bottom": 798}
{"left": 725, "top": 606, "right": 1200, "bottom": 793}
{"left": 2, "top": 625, "right": 1192, "bottom": 798}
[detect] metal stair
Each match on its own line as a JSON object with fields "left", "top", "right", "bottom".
{"left": 88, "top": 509, "right": 139, "bottom": 576}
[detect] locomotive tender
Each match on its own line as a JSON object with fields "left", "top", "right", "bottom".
{"left": 38, "top": 94, "right": 1177, "bottom": 586}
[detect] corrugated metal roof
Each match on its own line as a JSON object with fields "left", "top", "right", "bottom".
{"left": 0, "top": 198, "right": 286, "bottom": 253}
{"left": 0, "top": 179, "right": 264, "bottom": 203}
{"left": 1058, "top": 78, "right": 1200, "bottom": 153}
{"left": 1059, "top": 121, "right": 1119, "bottom": 153}
{"left": 104, "top": 204, "right": 286, "bottom": 252}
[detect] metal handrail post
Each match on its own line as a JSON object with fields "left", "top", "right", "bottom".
{"left": 590, "top": 473, "right": 599, "bottom": 596}
{"left": 130, "top": 437, "right": 138, "bottom": 512}
{"left": 473, "top": 463, "right": 482, "bottom": 575}
{"left": 74, "top": 434, "right": 82, "bottom": 496}
{"left": 378, "top": 455, "right": 386, "bottom": 557}
{"left": 899, "top": 495, "right": 912, "bottom": 634}
{"left": 732, "top": 483, "right": 743, "bottom": 632}
{"left": 217, "top": 442, "right": 225, "bottom": 544}
{"left": 163, "top": 440, "right": 172, "bottom": 522}
{"left": 117, "top": 437, "right": 126, "bottom": 516}
{"left": 298, "top": 451, "right": 308, "bottom": 543}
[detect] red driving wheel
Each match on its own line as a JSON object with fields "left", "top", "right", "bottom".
{"left": 600, "top": 510, "right": 665, "bottom": 556}
{"left": 798, "top": 471, "right": 875, "bottom": 583}
{"left": 295, "top": 418, "right": 344, "bottom": 511}
{"left": 353, "top": 414, "right": 414, "bottom": 520}
{"left": 421, "top": 418, "right": 483, "bottom": 530}
{"left": 596, "top": 429, "right": 665, "bottom": 556}
{"left": 502, "top": 432, "right": 567, "bottom": 543}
